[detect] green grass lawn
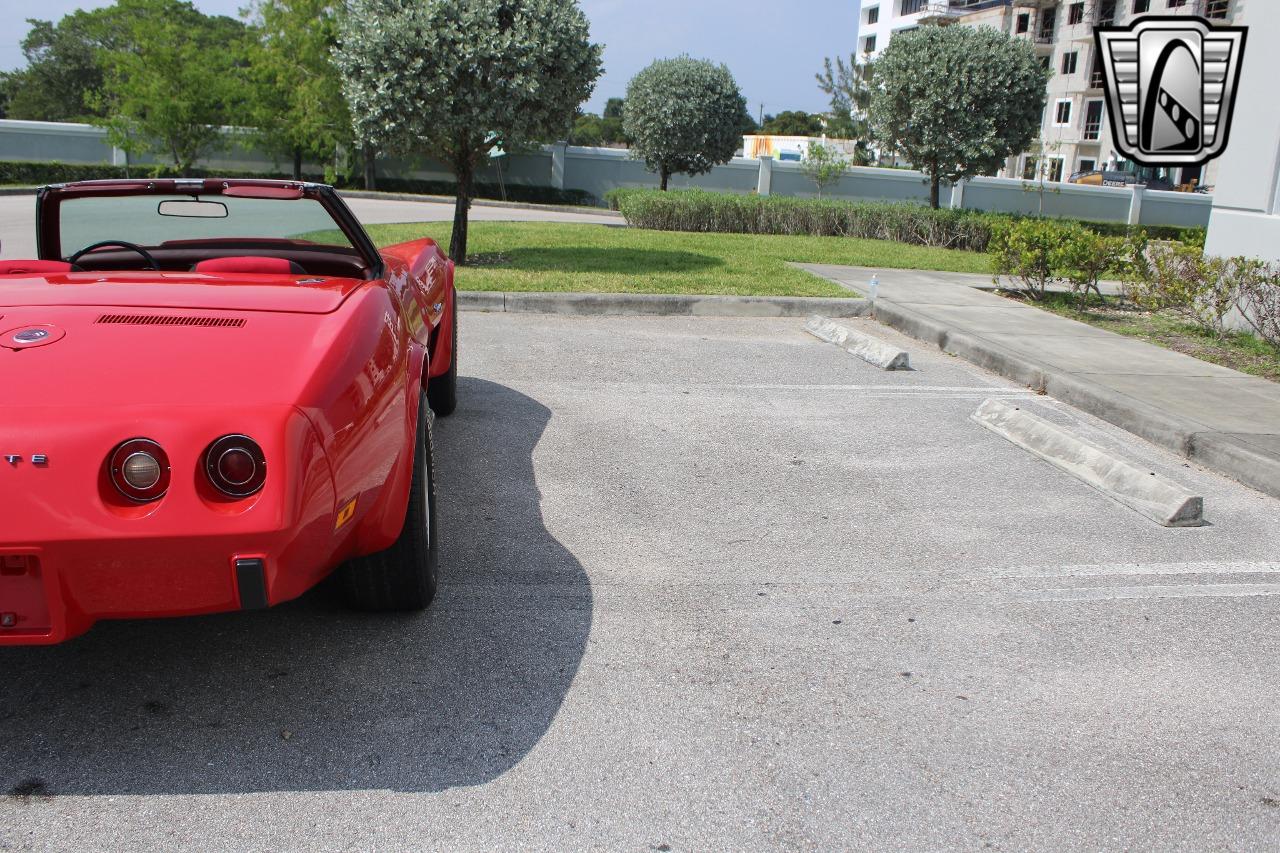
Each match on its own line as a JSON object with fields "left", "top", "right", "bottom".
{"left": 1008, "top": 291, "right": 1280, "bottom": 382}
{"left": 358, "top": 221, "right": 991, "bottom": 298}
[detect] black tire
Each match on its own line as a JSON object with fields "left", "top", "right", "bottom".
{"left": 427, "top": 295, "right": 458, "bottom": 417}
{"left": 340, "top": 391, "right": 439, "bottom": 611}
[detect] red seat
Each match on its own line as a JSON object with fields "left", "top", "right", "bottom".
{"left": 193, "top": 256, "right": 305, "bottom": 275}
{"left": 0, "top": 260, "right": 74, "bottom": 275}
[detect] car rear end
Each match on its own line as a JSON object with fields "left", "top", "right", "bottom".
{"left": 0, "top": 290, "right": 356, "bottom": 645}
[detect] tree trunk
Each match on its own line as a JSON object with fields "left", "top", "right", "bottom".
{"left": 929, "top": 173, "right": 941, "bottom": 209}
{"left": 660, "top": 166, "right": 670, "bottom": 191}
{"left": 293, "top": 147, "right": 303, "bottom": 181}
{"left": 363, "top": 149, "right": 377, "bottom": 191}
{"left": 450, "top": 156, "right": 474, "bottom": 265}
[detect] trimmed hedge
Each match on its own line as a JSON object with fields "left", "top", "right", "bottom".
{"left": 0, "top": 160, "right": 596, "bottom": 207}
{"left": 608, "top": 188, "right": 1204, "bottom": 254}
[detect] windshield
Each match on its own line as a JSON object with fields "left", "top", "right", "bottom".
{"left": 57, "top": 194, "right": 356, "bottom": 258}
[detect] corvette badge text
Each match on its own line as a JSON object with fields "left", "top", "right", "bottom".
{"left": 4, "top": 455, "right": 48, "bottom": 465}
{"left": 1095, "top": 15, "right": 1248, "bottom": 168}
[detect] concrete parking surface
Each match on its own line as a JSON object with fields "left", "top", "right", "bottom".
{"left": 2, "top": 312, "right": 1280, "bottom": 851}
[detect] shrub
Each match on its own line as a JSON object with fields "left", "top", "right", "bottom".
{"left": 615, "top": 188, "right": 1001, "bottom": 251}
{"left": 990, "top": 217, "right": 1079, "bottom": 300}
{"left": 611, "top": 188, "right": 1202, "bottom": 253}
{"left": 1233, "top": 261, "right": 1280, "bottom": 348}
{"left": 1056, "top": 229, "right": 1127, "bottom": 306}
{"left": 605, "top": 187, "right": 648, "bottom": 211}
{"left": 1124, "top": 241, "right": 1242, "bottom": 336}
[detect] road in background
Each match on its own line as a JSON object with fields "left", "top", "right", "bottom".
{"left": 2, "top": 314, "right": 1278, "bottom": 850}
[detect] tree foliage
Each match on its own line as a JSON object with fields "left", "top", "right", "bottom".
{"left": 760, "top": 110, "right": 823, "bottom": 137}
{"left": 1, "top": 9, "right": 131, "bottom": 122}
{"left": 816, "top": 52, "right": 874, "bottom": 164}
{"left": 868, "top": 26, "right": 1047, "bottom": 208}
{"left": 569, "top": 109, "right": 627, "bottom": 147}
{"left": 623, "top": 56, "right": 746, "bottom": 191}
{"left": 334, "top": 0, "right": 602, "bottom": 263}
{"left": 243, "top": 0, "right": 351, "bottom": 180}
{"left": 602, "top": 97, "right": 625, "bottom": 121}
{"left": 93, "top": 0, "right": 249, "bottom": 175}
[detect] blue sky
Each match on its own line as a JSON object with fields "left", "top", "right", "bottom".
{"left": 0, "top": 0, "right": 858, "bottom": 117}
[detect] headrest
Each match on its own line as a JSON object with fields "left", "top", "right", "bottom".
{"left": 193, "top": 256, "right": 304, "bottom": 275}
{"left": 0, "top": 260, "right": 74, "bottom": 275}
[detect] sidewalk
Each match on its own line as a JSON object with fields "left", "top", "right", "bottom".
{"left": 797, "top": 263, "right": 1280, "bottom": 499}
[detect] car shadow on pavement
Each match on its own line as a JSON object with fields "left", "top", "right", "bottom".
{"left": 0, "top": 378, "right": 591, "bottom": 795}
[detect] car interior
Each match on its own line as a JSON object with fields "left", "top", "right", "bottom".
{"left": 51, "top": 240, "right": 374, "bottom": 279}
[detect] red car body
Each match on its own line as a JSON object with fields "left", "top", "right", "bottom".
{"left": 0, "top": 179, "right": 455, "bottom": 645}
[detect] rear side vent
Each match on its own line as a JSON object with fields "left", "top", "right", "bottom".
{"left": 96, "top": 314, "right": 246, "bottom": 328}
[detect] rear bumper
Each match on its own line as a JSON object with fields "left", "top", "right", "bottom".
{"left": 0, "top": 405, "right": 341, "bottom": 646}
{"left": 0, "top": 521, "right": 340, "bottom": 646}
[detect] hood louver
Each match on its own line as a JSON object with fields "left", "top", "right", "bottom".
{"left": 96, "top": 314, "right": 246, "bottom": 328}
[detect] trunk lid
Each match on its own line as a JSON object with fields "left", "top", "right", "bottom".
{"left": 0, "top": 271, "right": 367, "bottom": 315}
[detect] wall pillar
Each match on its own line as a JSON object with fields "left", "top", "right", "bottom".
{"left": 551, "top": 144, "right": 566, "bottom": 190}
{"left": 111, "top": 145, "right": 128, "bottom": 168}
{"left": 1128, "top": 183, "right": 1145, "bottom": 226}
{"left": 757, "top": 156, "right": 773, "bottom": 196}
{"left": 949, "top": 179, "right": 966, "bottom": 210}
{"left": 1204, "top": 0, "right": 1280, "bottom": 264}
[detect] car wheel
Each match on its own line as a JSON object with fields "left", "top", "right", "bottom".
{"left": 340, "top": 391, "right": 439, "bottom": 611}
{"left": 428, "top": 296, "right": 458, "bottom": 417}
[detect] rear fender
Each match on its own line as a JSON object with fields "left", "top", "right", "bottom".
{"left": 352, "top": 340, "right": 426, "bottom": 554}
{"left": 428, "top": 263, "right": 456, "bottom": 381}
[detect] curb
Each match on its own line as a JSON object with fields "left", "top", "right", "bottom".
{"left": 337, "top": 190, "right": 620, "bottom": 218}
{"left": 804, "top": 315, "right": 911, "bottom": 370}
{"left": 0, "top": 187, "right": 38, "bottom": 196}
{"left": 862, "top": 298, "right": 1280, "bottom": 499}
{"left": 459, "top": 291, "right": 871, "bottom": 318}
{"left": 972, "top": 398, "right": 1204, "bottom": 527}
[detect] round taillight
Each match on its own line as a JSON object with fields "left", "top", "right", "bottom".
{"left": 204, "top": 435, "right": 266, "bottom": 498}
{"left": 109, "top": 439, "right": 171, "bottom": 502}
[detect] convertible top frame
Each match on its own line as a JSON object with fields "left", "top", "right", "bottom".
{"left": 35, "top": 179, "right": 385, "bottom": 278}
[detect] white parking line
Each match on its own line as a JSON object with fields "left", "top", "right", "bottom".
{"left": 731, "top": 385, "right": 1037, "bottom": 392}
{"left": 990, "top": 561, "right": 1280, "bottom": 579}
{"left": 1012, "top": 583, "right": 1280, "bottom": 602}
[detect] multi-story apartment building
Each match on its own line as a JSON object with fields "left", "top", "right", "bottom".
{"left": 857, "top": 0, "right": 1024, "bottom": 58}
{"left": 858, "top": 0, "right": 1244, "bottom": 188}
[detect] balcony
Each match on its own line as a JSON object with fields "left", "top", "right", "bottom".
{"left": 914, "top": 2, "right": 962, "bottom": 24}
{"left": 1083, "top": 120, "right": 1102, "bottom": 141}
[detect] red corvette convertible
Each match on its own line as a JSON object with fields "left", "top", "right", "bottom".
{"left": 0, "top": 178, "right": 457, "bottom": 645}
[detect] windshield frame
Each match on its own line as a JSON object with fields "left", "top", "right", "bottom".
{"left": 35, "top": 179, "right": 383, "bottom": 277}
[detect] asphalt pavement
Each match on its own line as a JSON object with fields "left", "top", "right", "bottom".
{"left": 801, "top": 264, "right": 1280, "bottom": 499}
{"left": 2, "top": 312, "right": 1279, "bottom": 851}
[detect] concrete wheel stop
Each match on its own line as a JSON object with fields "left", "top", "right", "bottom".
{"left": 972, "top": 398, "right": 1205, "bottom": 527}
{"left": 805, "top": 315, "right": 911, "bottom": 370}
